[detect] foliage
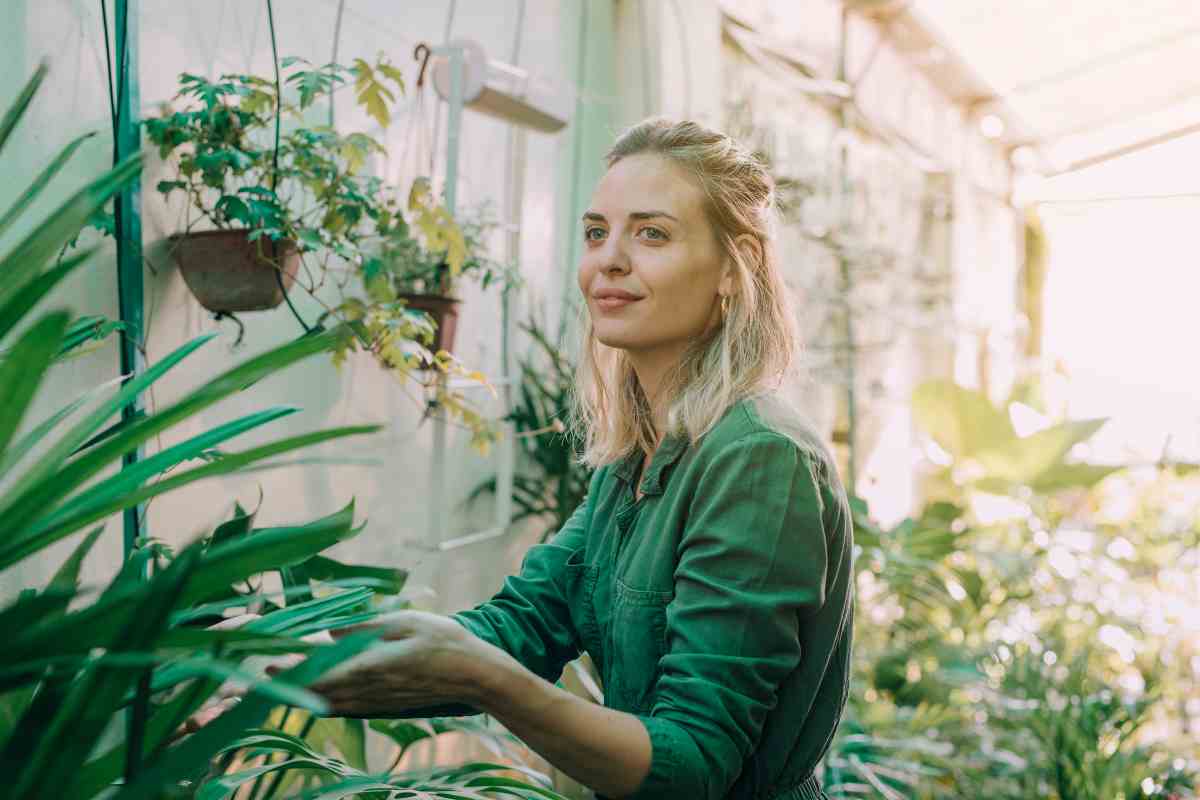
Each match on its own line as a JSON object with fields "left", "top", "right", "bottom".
{"left": 372, "top": 185, "right": 522, "bottom": 298}
{"left": 145, "top": 57, "right": 501, "bottom": 453}
{"left": 825, "top": 378, "right": 1200, "bottom": 799}
{"left": 470, "top": 316, "right": 591, "bottom": 542}
{"left": 0, "top": 66, "right": 564, "bottom": 800}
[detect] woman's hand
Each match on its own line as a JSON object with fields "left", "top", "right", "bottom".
{"left": 286, "top": 610, "right": 497, "bottom": 718}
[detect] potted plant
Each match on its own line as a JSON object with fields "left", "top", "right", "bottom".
{"left": 366, "top": 179, "right": 520, "bottom": 357}
{"left": 145, "top": 55, "right": 409, "bottom": 314}
{"left": 147, "top": 56, "right": 511, "bottom": 453}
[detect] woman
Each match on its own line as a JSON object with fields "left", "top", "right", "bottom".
{"left": 302, "top": 118, "right": 854, "bottom": 800}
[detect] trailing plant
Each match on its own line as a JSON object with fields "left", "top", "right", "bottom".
{"left": 145, "top": 56, "right": 500, "bottom": 453}
{"left": 373, "top": 187, "right": 521, "bottom": 298}
{"left": 0, "top": 66, "right": 563, "bottom": 800}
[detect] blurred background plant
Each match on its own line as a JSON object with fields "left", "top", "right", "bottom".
{"left": 822, "top": 378, "right": 1200, "bottom": 799}
{"left": 470, "top": 313, "right": 591, "bottom": 544}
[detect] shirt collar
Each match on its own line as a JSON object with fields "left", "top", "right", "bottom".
{"left": 613, "top": 432, "right": 690, "bottom": 496}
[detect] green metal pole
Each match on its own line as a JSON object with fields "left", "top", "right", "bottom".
{"left": 113, "top": 0, "right": 146, "bottom": 559}
{"left": 112, "top": 0, "right": 153, "bottom": 780}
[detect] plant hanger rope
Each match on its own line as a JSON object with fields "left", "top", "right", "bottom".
{"left": 266, "top": 0, "right": 313, "bottom": 335}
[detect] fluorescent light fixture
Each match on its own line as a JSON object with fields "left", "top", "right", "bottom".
{"left": 432, "top": 39, "right": 571, "bottom": 133}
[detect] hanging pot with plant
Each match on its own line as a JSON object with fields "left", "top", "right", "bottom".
{"left": 169, "top": 229, "right": 300, "bottom": 312}
{"left": 376, "top": 183, "right": 520, "bottom": 360}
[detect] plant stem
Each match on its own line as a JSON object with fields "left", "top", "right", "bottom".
{"left": 256, "top": 712, "right": 318, "bottom": 800}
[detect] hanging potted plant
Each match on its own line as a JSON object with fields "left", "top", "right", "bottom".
{"left": 145, "top": 56, "right": 408, "bottom": 313}
{"left": 146, "top": 56, "right": 507, "bottom": 454}
{"left": 367, "top": 180, "right": 519, "bottom": 357}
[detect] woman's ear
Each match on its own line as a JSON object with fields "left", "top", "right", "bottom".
{"left": 721, "top": 233, "right": 760, "bottom": 297}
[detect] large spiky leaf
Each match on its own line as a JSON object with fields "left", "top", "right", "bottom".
{"left": 0, "top": 131, "right": 95, "bottom": 240}
{"left": 0, "top": 152, "right": 141, "bottom": 312}
{"left": 0, "top": 311, "right": 71, "bottom": 460}
{"left": 5, "top": 546, "right": 201, "bottom": 800}
{"left": 0, "top": 63, "right": 45, "bottom": 156}
{"left": 110, "top": 630, "right": 383, "bottom": 800}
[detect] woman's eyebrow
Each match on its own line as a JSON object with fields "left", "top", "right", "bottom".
{"left": 580, "top": 210, "right": 679, "bottom": 222}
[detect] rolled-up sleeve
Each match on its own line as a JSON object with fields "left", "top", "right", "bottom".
{"left": 451, "top": 492, "right": 592, "bottom": 683}
{"left": 628, "top": 433, "right": 828, "bottom": 800}
{"left": 394, "top": 488, "right": 594, "bottom": 720}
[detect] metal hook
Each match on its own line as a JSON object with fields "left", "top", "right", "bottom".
{"left": 414, "top": 42, "right": 433, "bottom": 88}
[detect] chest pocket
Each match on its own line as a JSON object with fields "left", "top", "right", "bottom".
{"left": 564, "top": 548, "right": 604, "bottom": 670}
{"left": 608, "top": 577, "right": 672, "bottom": 710}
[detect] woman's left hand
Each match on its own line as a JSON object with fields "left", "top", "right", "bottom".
{"left": 295, "top": 610, "right": 496, "bottom": 718}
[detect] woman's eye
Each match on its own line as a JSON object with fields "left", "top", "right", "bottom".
{"left": 639, "top": 226, "right": 667, "bottom": 241}
{"left": 584, "top": 227, "right": 606, "bottom": 242}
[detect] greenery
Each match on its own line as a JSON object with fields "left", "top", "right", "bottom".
{"left": 373, "top": 190, "right": 521, "bottom": 299}
{"left": 471, "top": 316, "right": 591, "bottom": 542}
{"left": 144, "top": 56, "right": 503, "bottom": 453}
{"left": 0, "top": 65, "right": 564, "bottom": 800}
{"left": 824, "top": 378, "right": 1199, "bottom": 799}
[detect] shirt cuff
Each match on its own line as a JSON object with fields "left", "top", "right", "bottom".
{"left": 627, "top": 713, "right": 705, "bottom": 799}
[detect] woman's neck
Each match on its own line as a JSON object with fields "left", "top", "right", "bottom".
{"left": 627, "top": 346, "right": 683, "bottom": 444}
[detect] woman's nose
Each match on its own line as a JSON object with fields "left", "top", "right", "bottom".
{"left": 601, "top": 240, "right": 632, "bottom": 276}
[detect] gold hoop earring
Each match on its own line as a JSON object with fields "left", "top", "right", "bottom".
{"left": 720, "top": 295, "right": 730, "bottom": 322}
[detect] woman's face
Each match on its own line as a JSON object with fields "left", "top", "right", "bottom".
{"left": 577, "top": 153, "right": 731, "bottom": 360}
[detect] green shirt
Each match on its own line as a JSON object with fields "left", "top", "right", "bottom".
{"left": 451, "top": 394, "right": 854, "bottom": 800}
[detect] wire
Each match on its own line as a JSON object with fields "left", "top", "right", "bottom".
{"left": 100, "top": 0, "right": 117, "bottom": 149}
{"left": 329, "top": 0, "right": 346, "bottom": 127}
{"left": 266, "top": 0, "right": 313, "bottom": 334}
{"left": 443, "top": 0, "right": 458, "bottom": 42}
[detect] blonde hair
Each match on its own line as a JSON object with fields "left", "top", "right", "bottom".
{"left": 571, "top": 117, "right": 800, "bottom": 467}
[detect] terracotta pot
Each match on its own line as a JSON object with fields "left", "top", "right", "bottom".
{"left": 169, "top": 229, "right": 300, "bottom": 313}
{"left": 399, "top": 293, "right": 461, "bottom": 356}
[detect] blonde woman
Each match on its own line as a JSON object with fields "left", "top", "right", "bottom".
{"left": 304, "top": 119, "right": 855, "bottom": 800}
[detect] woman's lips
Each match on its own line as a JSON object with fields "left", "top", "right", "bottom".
{"left": 594, "top": 296, "right": 640, "bottom": 311}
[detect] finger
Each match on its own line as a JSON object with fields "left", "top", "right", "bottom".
{"left": 263, "top": 653, "right": 306, "bottom": 677}
{"left": 207, "top": 613, "right": 262, "bottom": 631}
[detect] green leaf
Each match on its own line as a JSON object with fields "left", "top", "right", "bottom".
{"left": 111, "top": 630, "right": 382, "bottom": 800}
{"left": 0, "top": 311, "right": 70, "bottom": 462}
{"left": 0, "top": 131, "right": 95, "bottom": 240}
{"left": 1027, "top": 462, "right": 1122, "bottom": 493}
{"left": 911, "top": 380, "right": 1016, "bottom": 461}
{"left": 55, "top": 314, "right": 125, "bottom": 360}
{"left": 301, "top": 555, "right": 407, "bottom": 594}
{"left": 0, "top": 152, "right": 141, "bottom": 313}
{"left": 180, "top": 501, "right": 360, "bottom": 606}
{"left": 975, "top": 418, "right": 1109, "bottom": 485}
{"left": 5, "top": 546, "right": 201, "bottom": 800}
{"left": 244, "top": 587, "right": 374, "bottom": 635}
{"left": 0, "top": 249, "right": 94, "bottom": 345}
{"left": 0, "top": 63, "right": 46, "bottom": 156}
{"left": 306, "top": 717, "right": 367, "bottom": 771}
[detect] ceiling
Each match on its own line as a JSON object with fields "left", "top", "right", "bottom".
{"left": 911, "top": 0, "right": 1200, "bottom": 173}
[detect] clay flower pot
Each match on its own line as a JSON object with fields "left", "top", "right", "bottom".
{"left": 399, "top": 293, "right": 462, "bottom": 357}
{"left": 170, "top": 229, "right": 300, "bottom": 313}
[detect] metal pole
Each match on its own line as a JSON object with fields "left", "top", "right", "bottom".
{"left": 427, "top": 45, "right": 464, "bottom": 550}
{"left": 112, "top": 0, "right": 151, "bottom": 780}
{"left": 113, "top": 0, "right": 146, "bottom": 558}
